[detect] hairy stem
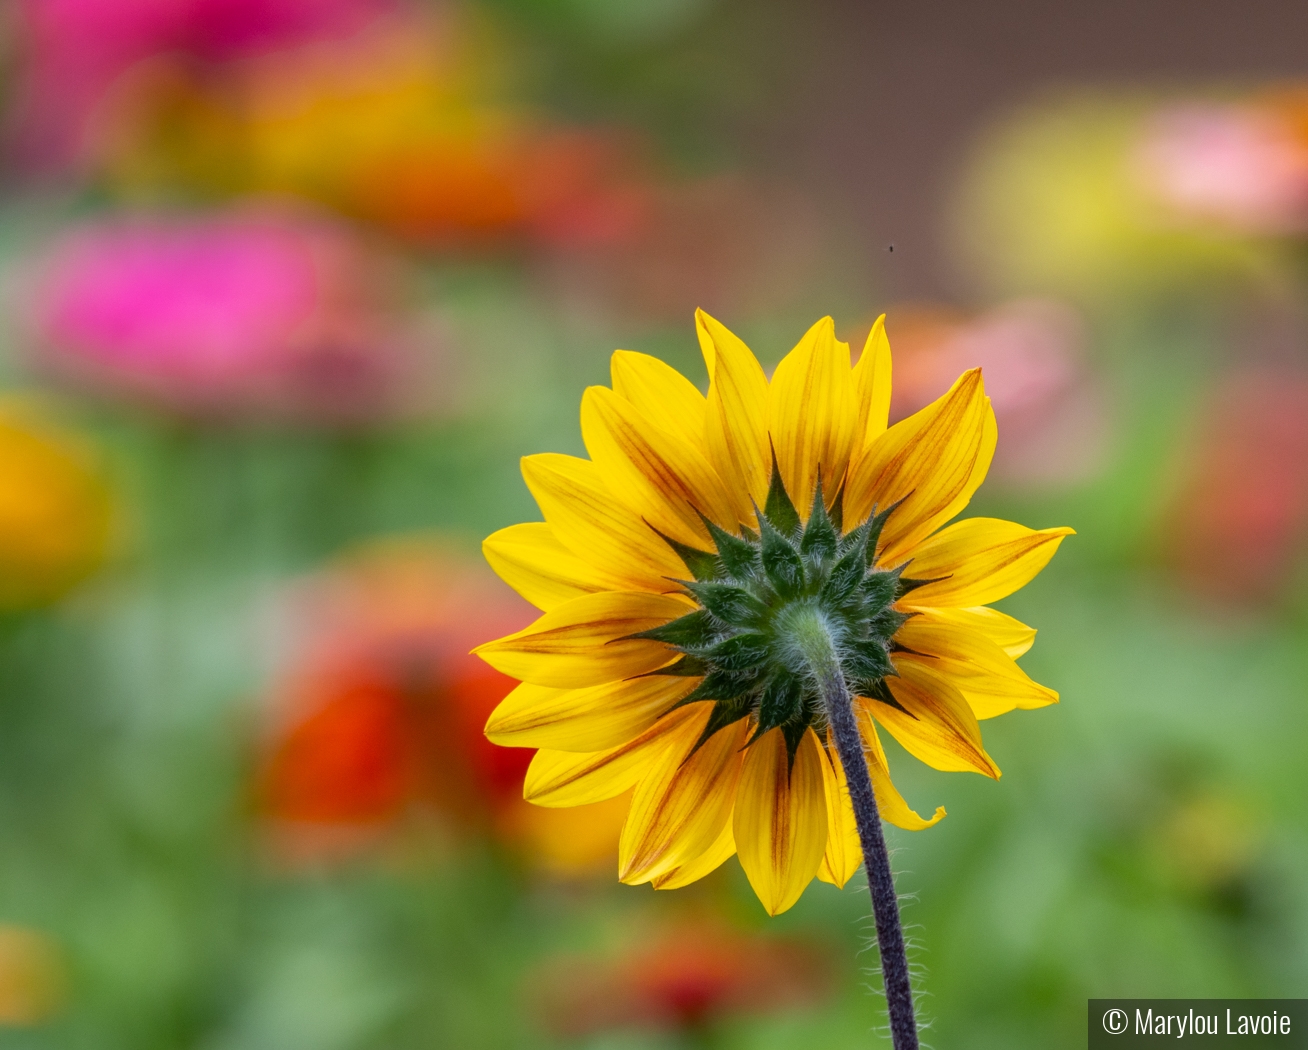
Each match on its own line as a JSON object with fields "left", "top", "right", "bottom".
{"left": 795, "top": 615, "right": 919, "bottom": 1050}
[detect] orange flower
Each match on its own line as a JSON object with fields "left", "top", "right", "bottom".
{"left": 258, "top": 538, "right": 628, "bottom": 871}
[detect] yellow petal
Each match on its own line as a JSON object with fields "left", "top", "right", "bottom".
{"left": 909, "top": 604, "right": 1037, "bottom": 659}
{"left": 866, "top": 661, "right": 1000, "bottom": 777}
{"left": 733, "top": 728, "right": 829, "bottom": 916}
{"left": 611, "top": 350, "right": 707, "bottom": 446}
{"left": 524, "top": 702, "right": 711, "bottom": 807}
{"left": 652, "top": 817, "right": 736, "bottom": 889}
{"left": 897, "top": 517, "right": 1074, "bottom": 608}
{"left": 854, "top": 714, "right": 947, "bottom": 832}
{"left": 850, "top": 314, "right": 892, "bottom": 450}
{"left": 485, "top": 674, "right": 698, "bottom": 752}
{"left": 473, "top": 591, "right": 690, "bottom": 688}
{"left": 620, "top": 713, "right": 749, "bottom": 885}
{"left": 482, "top": 522, "right": 631, "bottom": 611}
{"left": 697, "top": 309, "right": 770, "bottom": 527}
{"left": 581, "top": 385, "right": 736, "bottom": 545}
{"left": 522, "top": 453, "right": 685, "bottom": 590}
{"left": 815, "top": 737, "right": 862, "bottom": 887}
{"left": 845, "top": 369, "right": 997, "bottom": 565}
{"left": 768, "top": 317, "right": 856, "bottom": 518}
{"left": 895, "top": 613, "right": 1058, "bottom": 718}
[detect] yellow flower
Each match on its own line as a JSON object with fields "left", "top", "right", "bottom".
{"left": 0, "top": 401, "right": 112, "bottom": 610}
{"left": 475, "top": 311, "right": 1071, "bottom": 915}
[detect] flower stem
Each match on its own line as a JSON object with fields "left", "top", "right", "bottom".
{"left": 795, "top": 615, "right": 919, "bottom": 1050}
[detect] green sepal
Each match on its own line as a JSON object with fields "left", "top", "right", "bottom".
{"left": 753, "top": 670, "right": 803, "bottom": 738}
{"left": 863, "top": 496, "right": 907, "bottom": 565}
{"left": 870, "top": 606, "right": 912, "bottom": 638}
{"left": 862, "top": 569, "right": 900, "bottom": 609}
{"left": 896, "top": 573, "right": 947, "bottom": 598}
{"left": 693, "top": 631, "right": 770, "bottom": 672}
{"left": 651, "top": 528, "right": 722, "bottom": 582}
{"left": 827, "top": 483, "right": 845, "bottom": 534}
{"left": 860, "top": 675, "right": 911, "bottom": 715}
{"left": 682, "top": 580, "right": 768, "bottom": 629}
{"left": 698, "top": 512, "right": 759, "bottom": 580}
{"left": 758, "top": 512, "right": 805, "bottom": 598}
{"left": 689, "top": 701, "right": 751, "bottom": 756}
{"left": 645, "top": 655, "right": 709, "bottom": 677}
{"left": 781, "top": 720, "right": 810, "bottom": 768}
{"left": 820, "top": 543, "right": 868, "bottom": 607}
{"left": 800, "top": 477, "right": 839, "bottom": 562}
{"left": 844, "top": 639, "right": 895, "bottom": 683}
{"left": 630, "top": 610, "right": 716, "bottom": 648}
{"left": 680, "top": 666, "right": 759, "bottom": 705}
{"left": 764, "top": 449, "right": 801, "bottom": 538}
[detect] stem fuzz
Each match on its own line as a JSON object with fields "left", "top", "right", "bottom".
{"left": 796, "top": 614, "right": 919, "bottom": 1050}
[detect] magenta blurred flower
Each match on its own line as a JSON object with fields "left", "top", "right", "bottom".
{"left": 8, "top": 0, "right": 397, "bottom": 169}
{"left": 26, "top": 209, "right": 437, "bottom": 424}
{"left": 880, "top": 298, "right": 1108, "bottom": 488}
{"left": 1134, "top": 103, "right": 1308, "bottom": 236}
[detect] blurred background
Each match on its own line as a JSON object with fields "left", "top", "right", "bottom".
{"left": 1, "top": 1, "right": 1307, "bottom": 1047}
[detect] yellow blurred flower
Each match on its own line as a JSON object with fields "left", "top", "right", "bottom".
{"left": 0, "top": 401, "right": 112, "bottom": 610}
{"left": 0, "top": 925, "right": 64, "bottom": 1026}
{"left": 951, "top": 94, "right": 1289, "bottom": 299}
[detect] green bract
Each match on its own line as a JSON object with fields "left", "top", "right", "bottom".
{"left": 639, "top": 459, "right": 929, "bottom": 761}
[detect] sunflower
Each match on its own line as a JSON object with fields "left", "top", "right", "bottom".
{"left": 475, "top": 311, "right": 1071, "bottom": 917}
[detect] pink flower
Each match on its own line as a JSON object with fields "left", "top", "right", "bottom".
{"left": 8, "top": 0, "right": 397, "bottom": 169}
{"left": 878, "top": 298, "right": 1108, "bottom": 488}
{"left": 26, "top": 208, "right": 437, "bottom": 424}
{"left": 1134, "top": 103, "right": 1308, "bottom": 235}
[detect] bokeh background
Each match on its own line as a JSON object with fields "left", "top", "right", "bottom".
{"left": 2, "top": 1, "right": 1307, "bottom": 1047}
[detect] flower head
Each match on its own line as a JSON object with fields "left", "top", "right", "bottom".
{"left": 476, "top": 311, "right": 1071, "bottom": 914}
